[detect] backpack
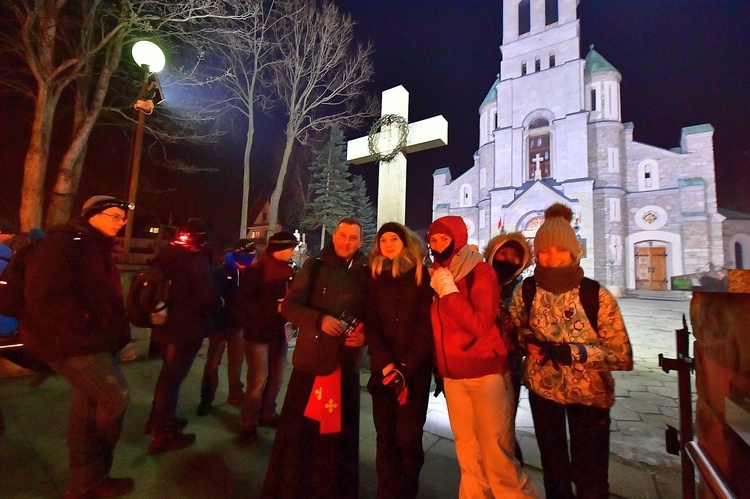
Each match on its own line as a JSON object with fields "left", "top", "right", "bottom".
{"left": 0, "top": 234, "right": 82, "bottom": 319}
{"left": 521, "top": 276, "right": 600, "bottom": 331}
{"left": 126, "top": 266, "right": 171, "bottom": 328}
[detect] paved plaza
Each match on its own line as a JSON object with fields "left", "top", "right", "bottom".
{"left": 0, "top": 296, "right": 694, "bottom": 498}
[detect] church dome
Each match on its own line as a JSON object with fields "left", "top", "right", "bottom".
{"left": 480, "top": 74, "right": 500, "bottom": 109}
{"left": 584, "top": 45, "right": 620, "bottom": 76}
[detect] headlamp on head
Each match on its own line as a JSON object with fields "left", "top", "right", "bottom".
{"left": 80, "top": 196, "right": 133, "bottom": 221}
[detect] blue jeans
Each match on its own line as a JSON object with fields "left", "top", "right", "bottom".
{"left": 50, "top": 353, "right": 129, "bottom": 495}
{"left": 200, "top": 327, "right": 245, "bottom": 403}
{"left": 241, "top": 340, "right": 287, "bottom": 430}
{"left": 150, "top": 340, "right": 202, "bottom": 438}
{"left": 529, "top": 391, "right": 611, "bottom": 499}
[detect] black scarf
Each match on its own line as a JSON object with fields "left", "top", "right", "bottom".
{"left": 533, "top": 263, "right": 584, "bottom": 294}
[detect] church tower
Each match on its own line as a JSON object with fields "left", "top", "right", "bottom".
{"left": 433, "top": 0, "right": 723, "bottom": 295}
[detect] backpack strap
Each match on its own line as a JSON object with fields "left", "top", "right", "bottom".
{"left": 305, "top": 258, "right": 324, "bottom": 305}
{"left": 521, "top": 276, "right": 536, "bottom": 326}
{"left": 464, "top": 268, "right": 475, "bottom": 293}
{"left": 579, "top": 277, "right": 600, "bottom": 332}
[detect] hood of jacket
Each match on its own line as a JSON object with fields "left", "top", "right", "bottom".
{"left": 483, "top": 231, "right": 532, "bottom": 285}
{"left": 429, "top": 215, "right": 469, "bottom": 268}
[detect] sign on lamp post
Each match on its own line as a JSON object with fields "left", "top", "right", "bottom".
{"left": 123, "top": 40, "right": 165, "bottom": 263}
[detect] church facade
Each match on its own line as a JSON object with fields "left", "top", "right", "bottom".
{"left": 432, "top": 0, "right": 725, "bottom": 295}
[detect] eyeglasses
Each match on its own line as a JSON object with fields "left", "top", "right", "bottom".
{"left": 98, "top": 212, "right": 128, "bottom": 223}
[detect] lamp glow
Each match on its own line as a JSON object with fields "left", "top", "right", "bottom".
{"left": 131, "top": 41, "right": 165, "bottom": 72}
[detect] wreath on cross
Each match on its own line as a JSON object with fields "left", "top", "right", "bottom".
{"left": 367, "top": 113, "right": 409, "bottom": 162}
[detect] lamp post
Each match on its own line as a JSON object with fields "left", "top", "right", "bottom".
{"left": 123, "top": 40, "right": 166, "bottom": 262}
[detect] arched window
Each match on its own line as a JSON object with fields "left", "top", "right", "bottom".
{"left": 535, "top": 58, "right": 541, "bottom": 72}
{"left": 521, "top": 62, "right": 527, "bottom": 76}
{"left": 460, "top": 184, "right": 473, "bottom": 207}
{"left": 545, "top": 0, "right": 558, "bottom": 25}
{"left": 528, "top": 119, "right": 551, "bottom": 180}
{"left": 519, "top": 0, "right": 530, "bottom": 35}
{"left": 637, "top": 159, "right": 660, "bottom": 191}
{"left": 549, "top": 53, "right": 556, "bottom": 67}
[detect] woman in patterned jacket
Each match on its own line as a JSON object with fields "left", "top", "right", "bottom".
{"left": 510, "top": 203, "right": 633, "bottom": 499}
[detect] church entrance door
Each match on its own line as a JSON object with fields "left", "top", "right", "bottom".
{"left": 635, "top": 246, "right": 668, "bottom": 291}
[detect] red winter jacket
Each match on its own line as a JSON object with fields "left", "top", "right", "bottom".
{"left": 431, "top": 261, "right": 508, "bottom": 379}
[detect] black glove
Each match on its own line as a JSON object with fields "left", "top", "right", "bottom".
{"left": 382, "top": 367, "right": 406, "bottom": 391}
{"left": 433, "top": 374, "right": 444, "bottom": 398}
{"left": 539, "top": 343, "right": 573, "bottom": 370}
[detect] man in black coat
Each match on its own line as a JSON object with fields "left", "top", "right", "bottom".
{"left": 145, "top": 218, "right": 217, "bottom": 455}
{"left": 262, "top": 219, "right": 368, "bottom": 498}
{"left": 20, "top": 196, "right": 134, "bottom": 498}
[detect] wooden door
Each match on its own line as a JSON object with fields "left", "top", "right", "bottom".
{"left": 635, "top": 246, "right": 668, "bottom": 291}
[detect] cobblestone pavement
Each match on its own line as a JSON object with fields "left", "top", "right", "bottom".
{"left": 0, "top": 296, "right": 694, "bottom": 498}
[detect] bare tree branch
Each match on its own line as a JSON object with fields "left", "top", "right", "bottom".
{"left": 266, "top": 0, "right": 376, "bottom": 236}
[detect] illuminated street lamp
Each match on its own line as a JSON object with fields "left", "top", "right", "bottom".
{"left": 123, "top": 40, "right": 165, "bottom": 262}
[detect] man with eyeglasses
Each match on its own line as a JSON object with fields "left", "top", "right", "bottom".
{"left": 18, "top": 195, "right": 135, "bottom": 498}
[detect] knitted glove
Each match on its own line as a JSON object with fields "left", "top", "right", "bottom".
{"left": 539, "top": 343, "right": 573, "bottom": 370}
{"left": 382, "top": 367, "right": 406, "bottom": 391}
{"left": 430, "top": 268, "right": 458, "bottom": 297}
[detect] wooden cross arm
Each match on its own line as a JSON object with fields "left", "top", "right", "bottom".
{"left": 346, "top": 115, "right": 448, "bottom": 165}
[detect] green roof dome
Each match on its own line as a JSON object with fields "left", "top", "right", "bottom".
{"left": 584, "top": 45, "right": 620, "bottom": 75}
{"left": 480, "top": 74, "right": 500, "bottom": 108}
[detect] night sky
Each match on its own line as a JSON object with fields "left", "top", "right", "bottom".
{"left": 1, "top": 1, "right": 749, "bottom": 248}
{"left": 338, "top": 0, "right": 750, "bottom": 231}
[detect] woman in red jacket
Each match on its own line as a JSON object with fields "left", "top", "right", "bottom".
{"left": 428, "top": 216, "right": 538, "bottom": 499}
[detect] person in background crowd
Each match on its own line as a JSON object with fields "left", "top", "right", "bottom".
{"left": 262, "top": 218, "right": 368, "bottom": 498}
{"left": 145, "top": 218, "right": 217, "bottom": 455}
{"left": 510, "top": 203, "right": 633, "bottom": 498}
{"left": 196, "top": 238, "right": 256, "bottom": 417}
{"left": 19, "top": 196, "right": 134, "bottom": 498}
{"left": 238, "top": 232, "right": 297, "bottom": 444}
{"left": 364, "top": 222, "right": 434, "bottom": 499}
{"left": 484, "top": 232, "right": 533, "bottom": 464}
{"left": 428, "top": 215, "right": 538, "bottom": 499}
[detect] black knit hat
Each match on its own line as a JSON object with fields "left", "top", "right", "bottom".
{"left": 266, "top": 231, "right": 298, "bottom": 253}
{"left": 377, "top": 222, "right": 407, "bottom": 245}
{"left": 234, "top": 238, "right": 257, "bottom": 254}
{"left": 178, "top": 217, "right": 209, "bottom": 245}
{"left": 81, "top": 196, "right": 133, "bottom": 221}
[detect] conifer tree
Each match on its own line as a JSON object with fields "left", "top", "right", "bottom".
{"left": 302, "top": 124, "right": 356, "bottom": 244}
{"left": 351, "top": 174, "right": 376, "bottom": 250}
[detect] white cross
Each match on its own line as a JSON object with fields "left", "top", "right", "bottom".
{"left": 532, "top": 153, "right": 544, "bottom": 180}
{"left": 347, "top": 86, "right": 448, "bottom": 227}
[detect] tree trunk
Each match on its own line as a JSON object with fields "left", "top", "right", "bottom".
{"left": 267, "top": 126, "right": 296, "bottom": 239}
{"left": 240, "top": 109, "right": 255, "bottom": 238}
{"left": 45, "top": 13, "right": 126, "bottom": 227}
{"left": 20, "top": 86, "right": 61, "bottom": 231}
{"left": 45, "top": 146, "right": 87, "bottom": 227}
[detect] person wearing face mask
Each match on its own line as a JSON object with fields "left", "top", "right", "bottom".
{"left": 510, "top": 203, "right": 632, "bottom": 498}
{"left": 363, "top": 222, "right": 433, "bottom": 499}
{"left": 484, "top": 232, "right": 532, "bottom": 465}
{"left": 428, "top": 216, "right": 538, "bottom": 499}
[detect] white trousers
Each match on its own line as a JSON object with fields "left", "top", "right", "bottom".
{"left": 445, "top": 372, "right": 539, "bottom": 499}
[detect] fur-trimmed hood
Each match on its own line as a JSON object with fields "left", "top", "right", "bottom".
{"left": 483, "top": 232, "right": 532, "bottom": 285}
